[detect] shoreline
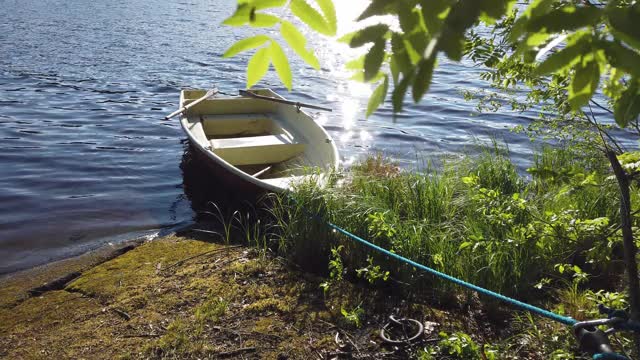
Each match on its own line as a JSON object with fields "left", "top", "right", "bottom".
{"left": 0, "top": 236, "right": 147, "bottom": 309}
{"left": 0, "top": 233, "right": 486, "bottom": 359}
{"left": 0, "top": 220, "right": 195, "bottom": 283}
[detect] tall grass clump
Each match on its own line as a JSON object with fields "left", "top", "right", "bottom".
{"left": 269, "top": 144, "right": 627, "bottom": 308}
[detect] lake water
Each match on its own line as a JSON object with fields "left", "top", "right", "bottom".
{"left": 0, "top": 0, "right": 612, "bottom": 274}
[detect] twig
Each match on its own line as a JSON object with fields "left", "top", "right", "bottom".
{"left": 161, "top": 245, "right": 242, "bottom": 273}
{"left": 112, "top": 308, "right": 131, "bottom": 321}
{"left": 215, "top": 256, "right": 247, "bottom": 269}
{"left": 121, "top": 333, "right": 161, "bottom": 338}
{"left": 590, "top": 99, "right": 613, "bottom": 114}
{"left": 214, "top": 346, "right": 256, "bottom": 358}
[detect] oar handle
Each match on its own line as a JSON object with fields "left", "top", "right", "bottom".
{"left": 239, "top": 90, "right": 332, "bottom": 112}
{"left": 164, "top": 89, "right": 217, "bottom": 120}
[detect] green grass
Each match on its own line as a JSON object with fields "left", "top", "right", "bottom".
{"left": 268, "top": 144, "right": 625, "bottom": 305}
{"left": 187, "top": 142, "right": 639, "bottom": 358}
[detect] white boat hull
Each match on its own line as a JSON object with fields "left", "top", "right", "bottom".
{"left": 178, "top": 89, "right": 339, "bottom": 194}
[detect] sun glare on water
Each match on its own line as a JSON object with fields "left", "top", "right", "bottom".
{"left": 313, "top": 0, "right": 396, "bottom": 149}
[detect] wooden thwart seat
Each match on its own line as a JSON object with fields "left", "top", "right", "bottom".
{"left": 201, "top": 114, "right": 276, "bottom": 138}
{"left": 211, "top": 134, "right": 305, "bottom": 166}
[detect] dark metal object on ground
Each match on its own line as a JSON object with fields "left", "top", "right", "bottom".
{"left": 380, "top": 315, "right": 424, "bottom": 344}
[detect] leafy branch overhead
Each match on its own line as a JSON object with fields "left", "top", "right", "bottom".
{"left": 222, "top": 0, "right": 336, "bottom": 90}
{"left": 223, "top": 0, "right": 640, "bottom": 126}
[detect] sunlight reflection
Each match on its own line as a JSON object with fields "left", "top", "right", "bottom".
{"left": 340, "top": 98, "right": 359, "bottom": 130}
{"left": 359, "top": 129, "right": 372, "bottom": 143}
{"left": 310, "top": 0, "right": 397, "bottom": 153}
{"left": 340, "top": 130, "right": 354, "bottom": 144}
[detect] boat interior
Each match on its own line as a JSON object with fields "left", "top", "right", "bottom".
{"left": 181, "top": 89, "right": 335, "bottom": 190}
{"left": 200, "top": 112, "right": 308, "bottom": 180}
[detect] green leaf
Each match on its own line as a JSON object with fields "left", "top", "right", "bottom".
{"left": 420, "top": 0, "right": 453, "bottom": 34}
{"left": 247, "top": 46, "right": 271, "bottom": 88}
{"left": 407, "top": 29, "right": 429, "bottom": 55}
{"left": 249, "top": 13, "right": 280, "bottom": 27}
{"left": 614, "top": 80, "right": 640, "bottom": 128}
{"left": 392, "top": 72, "right": 414, "bottom": 113}
{"left": 223, "top": 3, "right": 252, "bottom": 26}
{"left": 346, "top": 24, "right": 389, "bottom": 48}
{"left": 280, "top": 21, "right": 320, "bottom": 69}
{"left": 316, "top": 0, "right": 337, "bottom": 35}
{"left": 438, "top": 0, "right": 482, "bottom": 61}
{"left": 403, "top": 39, "right": 421, "bottom": 64}
{"left": 601, "top": 41, "right": 640, "bottom": 78}
{"left": 337, "top": 31, "right": 357, "bottom": 45}
{"left": 291, "top": 0, "right": 331, "bottom": 35}
{"left": 398, "top": 1, "right": 418, "bottom": 34}
{"left": 391, "top": 33, "right": 412, "bottom": 75}
{"left": 350, "top": 71, "right": 385, "bottom": 83}
{"left": 568, "top": 60, "right": 600, "bottom": 110}
{"left": 366, "top": 75, "right": 389, "bottom": 117}
{"left": 412, "top": 56, "right": 436, "bottom": 102}
{"left": 364, "top": 39, "right": 386, "bottom": 82}
{"left": 254, "top": 0, "right": 286, "bottom": 10}
{"left": 535, "top": 35, "right": 590, "bottom": 75}
{"left": 526, "top": 6, "right": 602, "bottom": 34}
{"left": 345, "top": 55, "right": 365, "bottom": 71}
{"left": 270, "top": 41, "right": 292, "bottom": 90}
{"left": 358, "top": 0, "right": 396, "bottom": 21}
{"left": 389, "top": 57, "right": 399, "bottom": 85}
{"left": 509, "top": 0, "right": 555, "bottom": 42}
{"left": 480, "top": 0, "right": 516, "bottom": 24}
{"left": 607, "top": 6, "right": 640, "bottom": 51}
{"left": 223, "top": 35, "right": 271, "bottom": 58}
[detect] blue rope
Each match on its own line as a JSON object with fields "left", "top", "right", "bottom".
{"left": 593, "top": 353, "right": 629, "bottom": 360}
{"left": 323, "top": 220, "right": 577, "bottom": 326}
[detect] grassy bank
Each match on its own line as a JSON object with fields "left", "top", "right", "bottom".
{"left": 263, "top": 144, "right": 636, "bottom": 358}
{"left": 0, "top": 235, "right": 506, "bottom": 359}
{"left": 2, "top": 144, "right": 637, "bottom": 359}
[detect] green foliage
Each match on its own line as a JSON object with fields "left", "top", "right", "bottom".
{"left": 437, "top": 331, "right": 483, "bottom": 359}
{"left": 194, "top": 296, "right": 228, "bottom": 324}
{"left": 223, "top": 35, "right": 271, "bottom": 58}
{"left": 280, "top": 20, "right": 320, "bottom": 69}
{"left": 221, "top": 0, "right": 336, "bottom": 89}
{"left": 355, "top": 256, "right": 390, "bottom": 284}
{"left": 290, "top": 0, "right": 336, "bottom": 36}
{"left": 247, "top": 46, "right": 270, "bottom": 88}
{"left": 340, "top": 304, "right": 364, "bottom": 328}
{"left": 269, "top": 146, "right": 623, "bottom": 303}
{"left": 221, "top": 0, "right": 640, "bottom": 129}
{"left": 366, "top": 75, "right": 388, "bottom": 117}
{"left": 319, "top": 245, "right": 344, "bottom": 294}
{"left": 269, "top": 41, "right": 292, "bottom": 90}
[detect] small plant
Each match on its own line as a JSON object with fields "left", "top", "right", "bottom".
{"left": 367, "top": 211, "right": 397, "bottom": 239}
{"left": 320, "top": 245, "right": 344, "bottom": 294}
{"left": 438, "top": 331, "right": 482, "bottom": 359}
{"left": 356, "top": 256, "right": 389, "bottom": 284}
{"left": 194, "top": 296, "right": 228, "bottom": 324}
{"left": 340, "top": 304, "right": 364, "bottom": 328}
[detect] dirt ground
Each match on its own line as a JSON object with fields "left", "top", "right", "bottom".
{"left": 0, "top": 234, "right": 493, "bottom": 359}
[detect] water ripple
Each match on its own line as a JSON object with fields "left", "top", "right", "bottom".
{"left": 1, "top": 0, "right": 632, "bottom": 275}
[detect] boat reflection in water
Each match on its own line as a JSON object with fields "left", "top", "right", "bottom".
{"left": 179, "top": 142, "right": 273, "bottom": 236}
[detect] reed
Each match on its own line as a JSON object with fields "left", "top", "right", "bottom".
{"left": 268, "top": 144, "right": 624, "bottom": 304}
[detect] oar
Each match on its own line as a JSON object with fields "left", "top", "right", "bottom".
{"left": 239, "top": 90, "right": 332, "bottom": 112}
{"left": 164, "top": 89, "right": 218, "bottom": 120}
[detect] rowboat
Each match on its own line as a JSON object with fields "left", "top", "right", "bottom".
{"left": 177, "top": 89, "right": 339, "bottom": 194}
